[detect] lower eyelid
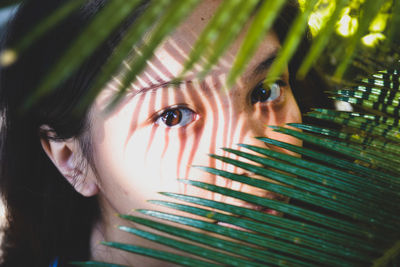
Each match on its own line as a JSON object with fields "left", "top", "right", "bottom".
{"left": 153, "top": 106, "right": 198, "bottom": 128}
{"left": 253, "top": 82, "right": 284, "bottom": 105}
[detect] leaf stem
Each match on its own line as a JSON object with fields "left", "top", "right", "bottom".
{"left": 372, "top": 240, "right": 400, "bottom": 267}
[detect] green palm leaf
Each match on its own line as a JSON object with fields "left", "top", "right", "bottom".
{"left": 76, "top": 66, "right": 400, "bottom": 266}
{"left": 2, "top": 0, "right": 396, "bottom": 106}
{"left": 297, "top": 0, "right": 349, "bottom": 78}
{"left": 333, "top": 0, "right": 388, "bottom": 79}
{"left": 227, "top": 0, "right": 287, "bottom": 85}
{"left": 106, "top": 0, "right": 201, "bottom": 107}
{"left": 0, "top": 0, "right": 397, "bottom": 110}
{"left": 27, "top": 0, "right": 145, "bottom": 108}
{"left": 263, "top": 0, "right": 318, "bottom": 85}
{"left": 2, "top": 0, "right": 399, "bottom": 266}
{"left": 180, "top": 0, "right": 259, "bottom": 81}
{"left": 0, "top": 0, "right": 20, "bottom": 9}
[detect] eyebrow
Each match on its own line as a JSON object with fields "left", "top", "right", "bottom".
{"left": 131, "top": 78, "right": 184, "bottom": 97}
{"left": 130, "top": 51, "right": 279, "bottom": 97}
{"left": 252, "top": 52, "right": 278, "bottom": 75}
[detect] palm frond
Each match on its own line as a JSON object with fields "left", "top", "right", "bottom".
{"left": 333, "top": 0, "right": 388, "bottom": 79}
{"left": 2, "top": 0, "right": 398, "bottom": 110}
{"left": 297, "top": 0, "right": 349, "bottom": 78}
{"left": 180, "top": 0, "right": 260, "bottom": 81}
{"left": 9, "top": 0, "right": 85, "bottom": 55}
{"left": 263, "top": 0, "right": 318, "bottom": 85}
{"left": 0, "top": 0, "right": 20, "bottom": 9}
{"left": 26, "top": 0, "right": 145, "bottom": 108}
{"left": 227, "top": 0, "right": 287, "bottom": 85}
{"left": 106, "top": 0, "right": 201, "bottom": 108}
{"left": 76, "top": 65, "right": 400, "bottom": 266}
{"left": 78, "top": 0, "right": 183, "bottom": 109}
{"left": 2, "top": 0, "right": 399, "bottom": 266}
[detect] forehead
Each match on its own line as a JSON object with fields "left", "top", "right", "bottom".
{"left": 98, "top": 0, "right": 282, "bottom": 110}
{"left": 127, "top": 0, "right": 280, "bottom": 88}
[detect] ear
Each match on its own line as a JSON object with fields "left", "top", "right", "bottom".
{"left": 40, "top": 128, "right": 99, "bottom": 197}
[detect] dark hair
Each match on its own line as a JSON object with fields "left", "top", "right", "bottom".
{"left": 0, "top": 1, "right": 331, "bottom": 266}
{"left": 0, "top": 0, "right": 150, "bottom": 266}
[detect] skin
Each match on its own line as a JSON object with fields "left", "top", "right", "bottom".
{"left": 42, "top": 0, "right": 301, "bottom": 265}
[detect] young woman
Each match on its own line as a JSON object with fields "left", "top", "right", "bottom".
{"left": 0, "top": 0, "right": 331, "bottom": 266}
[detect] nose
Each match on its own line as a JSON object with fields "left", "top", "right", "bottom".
{"left": 225, "top": 101, "right": 270, "bottom": 152}
{"left": 226, "top": 109, "right": 301, "bottom": 162}
{"left": 208, "top": 108, "right": 290, "bottom": 206}
{"left": 211, "top": 100, "right": 268, "bottom": 172}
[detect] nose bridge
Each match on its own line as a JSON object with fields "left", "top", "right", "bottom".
{"left": 212, "top": 87, "right": 264, "bottom": 151}
{"left": 206, "top": 82, "right": 268, "bottom": 163}
{"left": 231, "top": 115, "right": 256, "bottom": 147}
{"left": 212, "top": 105, "right": 264, "bottom": 165}
{"left": 213, "top": 100, "right": 267, "bottom": 195}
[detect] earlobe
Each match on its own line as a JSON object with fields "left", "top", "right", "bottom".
{"left": 40, "top": 131, "right": 99, "bottom": 197}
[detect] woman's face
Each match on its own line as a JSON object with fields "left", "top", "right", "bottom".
{"left": 88, "top": 0, "right": 301, "bottom": 257}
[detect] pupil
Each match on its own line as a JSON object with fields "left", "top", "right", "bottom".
{"left": 163, "top": 109, "right": 182, "bottom": 126}
{"left": 251, "top": 83, "right": 271, "bottom": 104}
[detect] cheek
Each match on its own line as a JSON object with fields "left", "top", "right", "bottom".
{"left": 90, "top": 82, "right": 302, "bottom": 212}
{"left": 93, "top": 119, "right": 206, "bottom": 202}
{"left": 91, "top": 126, "right": 185, "bottom": 214}
{"left": 252, "top": 91, "right": 302, "bottom": 148}
{"left": 127, "top": 126, "right": 186, "bottom": 181}
{"left": 264, "top": 90, "right": 301, "bottom": 126}
{"left": 266, "top": 94, "right": 302, "bottom": 152}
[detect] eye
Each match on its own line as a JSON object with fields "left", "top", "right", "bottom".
{"left": 250, "top": 81, "right": 282, "bottom": 105}
{"left": 155, "top": 107, "right": 196, "bottom": 128}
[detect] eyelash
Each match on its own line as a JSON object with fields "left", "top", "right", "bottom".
{"left": 153, "top": 80, "right": 284, "bottom": 128}
{"left": 154, "top": 106, "right": 197, "bottom": 128}
{"left": 250, "top": 80, "right": 285, "bottom": 105}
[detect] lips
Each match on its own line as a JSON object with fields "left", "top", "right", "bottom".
{"left": 233, "top": 171, "right": 289, "bottom": 202}
{"left": 213, "top": 171, "right": 289, "bottom": 225}
{"left": 215, "top": 201, "right": 283, "bottom": 231}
